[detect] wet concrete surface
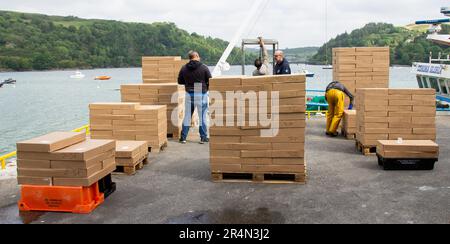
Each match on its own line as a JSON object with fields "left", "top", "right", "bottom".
{"left": 1, "top": 117, "right": 449, "bottom": 224}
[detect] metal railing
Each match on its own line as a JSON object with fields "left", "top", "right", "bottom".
{"left": 0, "top": 125, "right": 90, "bottom": 170}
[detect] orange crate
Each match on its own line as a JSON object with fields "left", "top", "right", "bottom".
{"left": 18, "top": 182, "right": 104, "bottom": 214}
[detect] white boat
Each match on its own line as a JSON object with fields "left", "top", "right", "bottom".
{"left": 412, "top": 57, "right": 450, "bottom": 103}
{"left": 70, "top": 71, "right": 85, "bottom": 79}
{"left": 301, "top": 69, "right": 315, "bottom": 78}
{"left": 322, "top": 65, "right": 333, "bottom": 70}
{"left": 413, "top": 7, "right": 450, "bottom": 105}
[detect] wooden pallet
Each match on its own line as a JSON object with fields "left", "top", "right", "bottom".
{"left": 114, "top": 157, "right": 147, "bottom": 176}
{"left": 149, "top": 141, "right": 168, "bottom": 153}
{"left": 341, "top": 130, "right": 356, "bottom": 140}
{"left": 356, "top": 141, "right": 377, "bottom": 156}
{"left": 143, "top": 157, "right": 150, "bottom": 166}
{"left": 211, "top": 172, "right": 306, "bottom": 185}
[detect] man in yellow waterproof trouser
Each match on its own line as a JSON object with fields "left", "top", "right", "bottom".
{"left": 325, "top": 81, "right": 354, "bottom": 137}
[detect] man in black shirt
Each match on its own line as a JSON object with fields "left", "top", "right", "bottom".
{"left": 178, "top": 51, "right": 212, "bottom": 144}
{"left": 274, "top": 50, "right": 292, "bottom": 75}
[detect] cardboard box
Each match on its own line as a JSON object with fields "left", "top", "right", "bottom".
{"left": 209, "top": 75, "right": 306, "bottom": 182}
{"left": 51, "top": 150, "right": 114, "bottom": 169}
{"left": 17, "top": 159, "right": 51, "bottom": 169}
{"left": 90, "top": 103, "right": 168, "bottom": 147}
{"left": 17, "top": 176, "right": 53, "bottom": 186}
{"left": 52, "top": 139, "right": 115, "bottom": 161}
{"left": 16, "top": 131, "right": 118, "bottom": 187}
{"left": 17, "top": 132, "right": 86, "bottom": 153}
{"left": 52, "top": 160, "right": 116, "bottom": 187}
{"left": 116, "top": 141, "right": 148, "bottom": 158}
{"left": 356, "top": 88, "right": 436, "bottom": 147}
{"left": 377, "top": 140, "right": 439, "bottom": 159}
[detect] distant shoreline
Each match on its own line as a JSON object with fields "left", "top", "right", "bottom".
{"left": 0, "top": 66, "right": 141, "bottom": 74}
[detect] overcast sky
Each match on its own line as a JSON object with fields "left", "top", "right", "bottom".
{"left": 0, "top": 0, "right": 448, "bottom": 48}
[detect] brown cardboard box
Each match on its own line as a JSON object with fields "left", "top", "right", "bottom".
{"left": 116, "top": 141, "right": 148, "bottom": 158}
{"left": 51, "top": 150, "right": 114, "bottom": 169}
{"left": 52, "top": 139, "right": 115, "bottom": 161}
{"left": 333, "top": 47, "right": 390, "bottom": 107}
{"left": 356, "top": 88, "right": 436, "bottom": 147}
{"left": 209, "top": 74, "right": 306, "bottom": 182}
{"left": 17, "top": 176, "right": 53, "bottom": 186}
{"left": 142, "top": 57, "right": 186, "bottom": 83}
{"left": 90, "top": 103, "right": 168, "bottom": 149}
{"left": 377, "top": 140, "right": 439, "bottom": 159}
{"left": 120, "top": 84, "right": 184, "bottom": 138}
{"left": 52, "top": 160, "right": 116, "bottom": 187}
{"left": 17, "top": 159, "right": 51, "bottom": 169}
{"left": 17, "top": 132, "right": 86, "bottom": 153}
{"left": 18, "top": 162, "right": 104, "bottom": 178}
{"left": 16, "top": 131, "right": 117, "bottom": 187}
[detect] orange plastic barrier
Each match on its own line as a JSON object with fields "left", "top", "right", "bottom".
{"left": 18, "top": 183, "right": 104, "bottom": 214}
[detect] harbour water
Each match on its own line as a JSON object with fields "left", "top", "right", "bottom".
{"left": 0, "top": 65, "right": 418, "bottom": 155}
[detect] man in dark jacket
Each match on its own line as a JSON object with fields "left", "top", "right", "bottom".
{"left": 274, "top": 50, "right": 292, "bottom": 75}
{"left": 325, "top": 81, "right": 354, "bottom": 137}
{"left": 178, "top": 51, "right": 212, "bottom": 144}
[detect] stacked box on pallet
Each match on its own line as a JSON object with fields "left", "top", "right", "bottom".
{"left": 333, "top": 47, "right": 390, "bottom": 106}
{"left": 90, "top": 103, "right": 168, "bottom": 151}
{"left": 342, "top": 110, "right": 357, "bottom": 138}
{"left": 115, "top": 141, "right": 149, "bottom": 167}
{"left": 356, "top": 88, "right": 436, "bottom": 148}
{"left": 142, "top": 56, "right": 187, "bottom": 84}
{"left": 16, "top": 132, "right": 116, "bottom": 187}
{"left": 121, "top": 84, "right": 185, "bottom": 138}
{"left": 209, "top": 74, "right": 307, "bottom": 183}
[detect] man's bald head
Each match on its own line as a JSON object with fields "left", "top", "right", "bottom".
{"left": 188, "top": 51, "right": 200, "bottom": 61}
{"left": 274, "top": 50, "right": 284, "bottom": 64}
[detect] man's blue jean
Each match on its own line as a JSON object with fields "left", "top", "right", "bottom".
{"left": 181, "top": 92, "right": 209, "bottom": 140}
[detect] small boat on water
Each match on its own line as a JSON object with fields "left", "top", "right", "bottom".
{"left": 322, "top": 65, "right": 333, "bottom": 70}
{"left": 301, "top": 70, "right": 315, "bottom": 78}
{"left": 0, "top": 78, "right": 16, "bottom": 88}
{"left": 4, "top": 78, "right": 16, "bottom": 84}
{"left": 70, "top": 71, "right": 85, "bottom": 79}
{"left": 95, "top": 76, "right": 112, "bottom": 80}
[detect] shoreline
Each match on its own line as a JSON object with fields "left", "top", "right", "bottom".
{"left": 0, "top": 66, "right": 142, "bottom": 74}
{"left": 0, "top": 64, "right": 409, "bottom": 74}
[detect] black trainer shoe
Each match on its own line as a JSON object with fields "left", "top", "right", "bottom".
{"left": 200, "top": 138, "right": 210, "bottom": 144}
{"left": 179, "top": 139, "right": 187, "bottom": 144}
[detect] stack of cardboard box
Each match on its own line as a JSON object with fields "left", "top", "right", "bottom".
{"left": 209, "top": 75, "right": 307, "bottom": 183}
{"left": 115, "top": 141, "right": 149, "bottom": 169}
{"left": 121, "top": 84, "right": 185, "bottom": 138}
{"left": 142, "top": 56, "right": 186, "bottom": 84}
{"left": 333, "top": 47, "right": 390, "bottom": 106}
{"left": 342, "top": 110, "right": 357, "bottom": 138}
{"left": 356, "top": 88, "right": 436, "bottom": 147}
{"left": 17, "top": 132, "right": 116, "bottom": 187}
{"left": 90, "top": 103, "right": 168, "bottom": 151}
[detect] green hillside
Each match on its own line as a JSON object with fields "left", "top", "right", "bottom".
{"left": 0, "top": 11, "right": 256, "bottom": 71}
{"left": 283, "top": 47, "right": 319, "bottom": 63}
{"left": 310, "top": 23, "right": 450, "bottom": 65}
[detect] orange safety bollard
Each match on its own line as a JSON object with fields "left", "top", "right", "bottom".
{"left": 18, "top": 182, "right": 104, "bottom": 214}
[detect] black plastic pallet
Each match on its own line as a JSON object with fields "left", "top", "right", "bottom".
{"left": 377, "top": 154, "right": 438, "bottom": 171}
{"left": 98, "top": 174, "right": 117, "bottom": 199}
